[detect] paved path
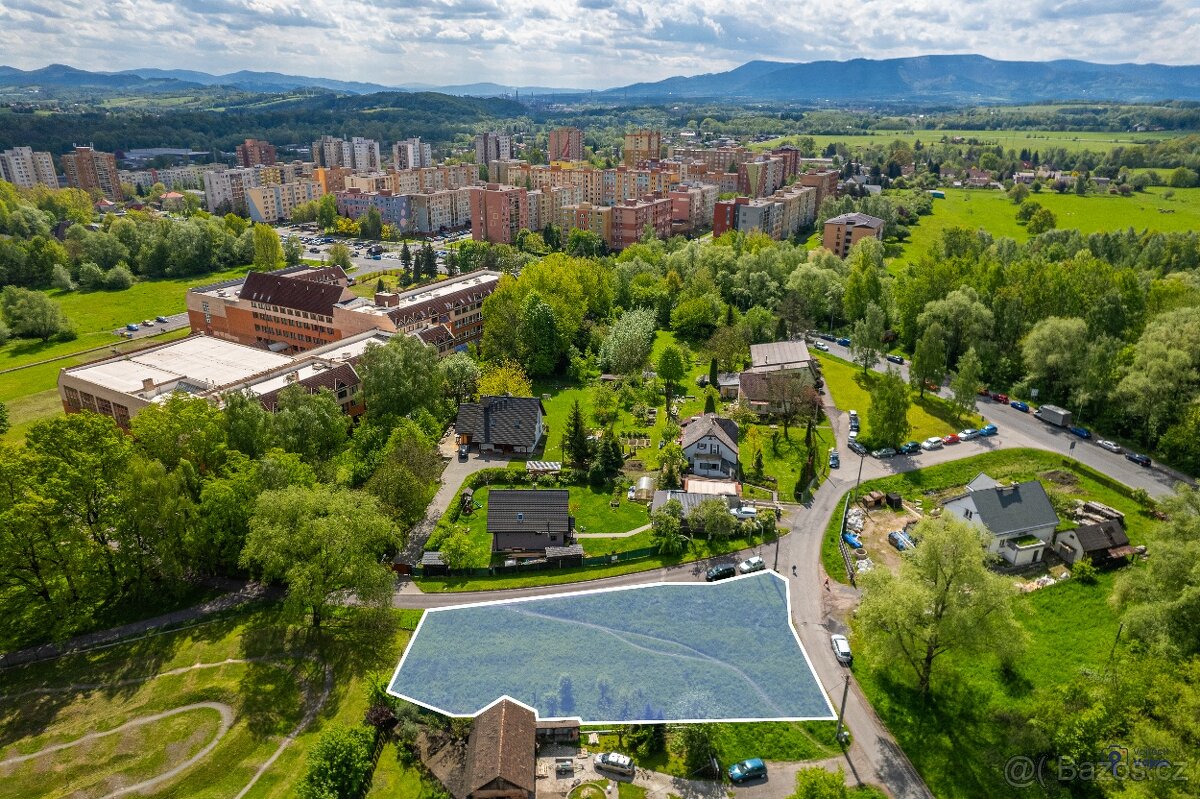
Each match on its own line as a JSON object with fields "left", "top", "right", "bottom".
{"left": 574, "top": 523, "right": 651, "bottom": 539}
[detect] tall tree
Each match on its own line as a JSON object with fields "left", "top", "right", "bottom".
{"left": 317, "top": 194, "right": 338, "bottom": 230}
{"left": 222, "top": 390, "right": 275, "bottom": 459}
{"left": 359, "top": 207, "right": 383, "bottom": 240}
{"left": 518, "top": 291, "right": 560, "bottom": 376}
{"left": 910, "top": 321, "right": 948, "bottom": 398}
{"left": 561, "top": 400, "right": 592, "bottom": 470}
{"left": 240, "top": 484, "right": 397, "bottom": 628}
{"left": 327, "top": 242, "right": 353, "bottom": 270}
{"left": 599, "top": 307, "right": 658, "bottom": 375}
{"left": 399, "top": 242, "right": 413, "bottom": 282}
{"left": 850, "top": 302, "right": 886, "bottom": 374}
{"left": 283, "top": 234, "right": 303, "bottom": 266}
{"left": 252, "top": 223, "right": 282, "bottom": 270}
{"left": 477, "top": 360, "right": 532, "bottom": 398}
{"left": 857, "top": 514, "right": 1022, "bottom": 697}
{"left": 0, "top": 286, "right": 66, "bottom": 342}
{"left": 365, "top": 420, "right": 443, "bottom": 527}
{"left": 274, "top": 385, "right": 351, "bottom": 461}
{"left": 950, "top": 347, "right": 983, "bottom": 423}
{"left": 358, "top": 335, "right": 442, "bottom": 428}
{"left": 131, "top": 393, "right": 227, "bottom": 473}
{"left": 656, "top": 344, "right": 686, "bottom": 406}
{"left": 867, "top": 368, "right": 911, "bottom": 447}
{"left": 438, "top": 352, "right": 481, "bottom": 404}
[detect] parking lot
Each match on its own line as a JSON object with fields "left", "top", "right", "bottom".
{"left": 273, "top": 224, "right": 471, "bottom": 280}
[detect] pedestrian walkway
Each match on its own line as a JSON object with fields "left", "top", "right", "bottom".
{"left": 573, "top": 523, "right": 651, "bottom": 539}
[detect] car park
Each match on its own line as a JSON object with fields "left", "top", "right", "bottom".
{"left": 885, "top": 354, "right": 905, "bottom": 364}
{"left": 990, "top": 392, "right": 1009, "bottom": 403}
{"left": 1125, "top": 452, "right": 1152, "bottom": 467}
{"left": 942, "top": 433, "right": 960, "bottom": 445}
{"left": 921, "top": 437, "right": 944, "bottom": 451}
{"left": 872, "top": 447, "right": 897, "bottom": 459}
{"left": 848, "top": 440, "right": 868, "bottom": 456}
{"left": 1010, "top": 400, "right": 1030, "bottom": 412}
{"left": 836, "top": 337, "right": 851, "bottom": 347}
{"left": 959, "top": 429, "right": 980, "bottom": 440}
{"left": 705, "top": 563, "right": 737, "bottom": 582}
{"left": 829, "top": 449, "right": 840, "bottom": 468}
{"left": 980, "top": 424, "right": 998, "bottom": 436}
{"left": 814, "top": 341, "right": 830, "bottom": 351}
{"left": 830, "top": 634, "right": 852, "bottom": 665}
{"left": 737, "top": 555, "right": 765, "bottom": 574}
{"left": 1068, "top": 426, "right": 1092, "bottom": 439}
{"left": 730, "top": 505, "right": 758, "bottom": 520}
{"left": 728, "top": 758, "right": 768, "bottom": 784}
{"left": 594, "top": 752, "right": 635, "bottom": 777}
{"left": 899, "top": 441, "right": 921, "bottom": 455}
{"left": 1097, "top": 439, "right": 1122, "bottom": 453}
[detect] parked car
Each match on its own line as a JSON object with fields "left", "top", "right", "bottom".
{"left": 728, "top": 757, "right": 768, "bottom": 784}
{"left": 730, "top": 505, "right": 758, "bottom": 521}
{"left": 990, "top": 392, "right": 1009, "bottom": 404}
{"left": 1125, "top": 452, "right": 1152, "bottom": 467}
{"left": 959, "top": 429, "right": 980, "bottom": 441}
{"left": 141, "top": 319, "right": 154, "bottom": 326}
{"left": 627, "top": 486, "right": 636, "bottom": 500}
{"left": 594, "top": 752, "right": 635, "bottom": 777}
{"left": 980, "top": 424, "right": 998, "bottom": 437}
{"left": 818, "top": 333, "right": 835, "bottom": 342}
{"left": 457, "top": 444, "right": 469, "bottom": 461}
{"left": 942, "top": 434, "right": 960, "bottom": 445}
{"left": 829, "top": 449, "right": 840, "bottom": 468}
{"left": 1010, "top": 400, "right": 1029, "bottom": 412}
{"left": 813, "top": 341, "right": 830, "bottom": 352}
{"left": 872, "top": 447, "right": 897, "bottom": 459}
{"left": 155, "top": 315, "right": 169, "bottom": 323}
{"left": 1097, "top": 439, "right": 1123, "bottom": 453}
{"left": 842, "top": 531, "right": 862, "bottom": 549}
{"left": 921, "top": 437, "right": 944, "bottom": 451}
{"left": 899, "top": 441, "right": 921, "bottom": 455}
{"left": 737, "top": 555, "right": 766, "bottom": 574}
{"left": 848, "top": 440, "right": 868, "bottom": 456}
{"left": 836, "top": 337, "right": 851, "bottom": 347}
{"left": 705, "top": 564, "right": 737, "bottom": 582}
{"left": 1068, "top": 426, "right": 1092, "bottom": 439}
{"left": 885, "top": 354, "right": 905, "bottom": 364}
{"left": 830, "top": 634, "right": 853, "bottom": 665}
{"left": 125, "top": 323, "right": 139, "bottom": 332}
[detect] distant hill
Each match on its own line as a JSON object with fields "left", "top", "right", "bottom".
{"left": 600, "top": 55, "right": 1200, "bottom": 103}
{"left": 119, "top": 67, "right": 394, "bottom": 95}
{"left": 0, "top": 63, "right": 197, "bottom": 93}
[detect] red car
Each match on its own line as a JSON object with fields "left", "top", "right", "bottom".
{"left": 942, "top": 434, "right": 961, "bottom": 445}
{"left": 990, "top": 392, "right": 1009, "bottom": 404}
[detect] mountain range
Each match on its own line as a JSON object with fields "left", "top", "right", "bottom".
{"left": 3, "top": 55, "right": 1200, "bottom": 104}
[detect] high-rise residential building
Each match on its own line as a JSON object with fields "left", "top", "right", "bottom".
{"left": 609, "top": 194, "right": 673, "bottom": 251}
{"left": 474, "top": 132, "right": 512, "bottom": 172}
{"left": 468, "top": 183, "right": 527, "bottom": 245}
{"left": 623, "top": 130, "right": 662, "bottom": 167}
{"left": 247, "top": 180, "right": 324, "bottom": 224}
{"left": 0, "top": 146, "right": 58, "bottom": 189}
{"left": 203, "top": 167, "right": 259, "bottom": 213}
{"left": 313, "top": 135, "right": 352, "bottom": 169}
{"left": 668, "top": 182, "right": 718, "bottom": 234}
{"left": 548, "top": 127, "right": 584, "bottom": 162}
{"left": 738, "top": 156, "right": 787, "bottom": 198}
{"left": 236, "top": 138, "right": 277, "bottom": 167}
{"left": 336, "top": 189, "right": 413, "bottom": 231}
{"left": 61, "top": 145, "right": 123, "bottom": 201}
{"left": 351, "top": 137, "right": 381, "bottom": 172}
{"left": 822, "top": 212, "right": 884, "bottom": 257}
{"left": 392, "top": 137, "right": 433, "bottom": 169}
{"left": 797, "top": 169, "right": 840, "bottom": 208}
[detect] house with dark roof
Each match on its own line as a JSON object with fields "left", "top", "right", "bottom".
{"left": 749, "top": 340, "right": 814, "bottom": 374}
{"left": 942, "top": 473, "right": 1060, "bottom": 565}
{"left": 456, "top": 396, "right": 546, "bottom": 454}
{"left": 1053, "top": 519, "right": 1134, "bottom": 567}
{"left": 487, "top": 489, "right": 574, "bottom": 553}
{"left": 738, "top": 368, "right": 815, "bottom": 417}
{"left": 680, "top": 414, "right": 739, "bottom": 478}
{"left": 461, "top": 699, "right": 535, "bottom": 799}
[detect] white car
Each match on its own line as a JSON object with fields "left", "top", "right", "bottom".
{"left": 737, "top": 555, "right": 766, "bottom": 574}
{"left": 848, "top": 429, "right": 858, "bottom": 442}
{"left": 730, "top": 505, "right": 758, "bottom": 520}
{"left": 1097, "top": 439, "right": 1123, "bottom": 453}
{"left": 594, "top": 752, "right": 635, "bottom": 776}
{"left": 921, "top": 437, "right": 944, "bottom": 451}
{"left": 813, "top": 341, "right": 830, "bottom": 351}
{"left": 831, "top": 633, "right": 852, "bottom": 665}
{"left": 959, "top": 429, "right": 980, "bottom": 440}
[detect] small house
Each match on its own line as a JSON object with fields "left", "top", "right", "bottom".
{"left": 487, "top": 489, "right": 574, "bottom": 554}
{"left": 941, "top": 474, "right": 1059, "bottom": 565}
{"left": 456, "top": 396, "right": 546, "bottom": 455}
{"left": 680, "top": 414, "right": 739, "bottom": 478}
{"left": 1053, "top": 519, "right": 1134, "bottom": 567}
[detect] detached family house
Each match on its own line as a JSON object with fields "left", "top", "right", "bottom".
{"left": 460, "top": 699, "right": 535, "bottom": 799}
{"left": 1053, "top": 519, "right": 1134, "bottom": 568}
{"left": 681, "top": 414, "right": 740, "bottom": 478}
{"left": 941, "top": 473, "right": 1060, "bottom": 566}
{"left": 738, "top": 340, "right": 818, "bottom": 417}
{"left": 456, "top": 396, "right": 546, "bottom": 455}
{"left": 487, "top": 489, "right": 575, "bottom": 554}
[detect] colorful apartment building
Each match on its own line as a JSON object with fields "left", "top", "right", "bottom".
{"left": 61, "top": 145, "right": 123, "bottom": 201}
{"left": 469, "top": 183, "right": 528, "bottom": 244}
{"left": 247, "top": 180, "right": 324, "bottom": 224}
{"left": 623, "top": 130, "right": 662, "bottom": 167}
{"left": 548, "top": 127, "right": 584, "bottom": 162}
{"left": 236, "top": 138, "right": 277, "bottom": 167}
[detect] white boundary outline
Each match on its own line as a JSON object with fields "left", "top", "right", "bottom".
{"left": 386, "top": 570, "right": 837, "bottom": 724}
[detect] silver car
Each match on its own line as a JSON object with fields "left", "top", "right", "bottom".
{"left": 1097, "top": 439, "right": 1122, "bottom": 453}
{"left": 831, "top": 633, "right": 852, "bottom": 665}
{"left": 594, "top": 752, "right": 634, "bottom": 776}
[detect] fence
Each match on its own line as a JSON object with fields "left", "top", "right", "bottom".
{"left": 417, "top": 546, "right": 658, "bottom": 578}
{"left": 836, "top": 493, "right": 857, "bottom": 587}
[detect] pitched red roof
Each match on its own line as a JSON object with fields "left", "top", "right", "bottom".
{"left": 463, "top": 699, "right": 535, "bottom": 797}
{"left": 239, "top": 271, "right": 352, "bottom": 316}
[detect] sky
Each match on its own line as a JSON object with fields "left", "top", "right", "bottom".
{"left": 1, "top": 0, "right": 1198, "bottom": 90}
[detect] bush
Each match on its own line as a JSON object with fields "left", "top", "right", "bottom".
{"left": 297, "top": 725, "right": 375, "bottom": 799}
{"left": 1072, "top": 557, "right": 1099, "bottom": 585}
{"left": 104, "top": 264, "right": 135, "bottom": 290}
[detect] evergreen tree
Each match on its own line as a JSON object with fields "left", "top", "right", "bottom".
{"left": 561, "top": 400, "right": 592, "bottom": 470}
{"left": 708, "top": 358, "right": 719, "bottom": 390}
{"left": 703, "top": 392, "right": 716, "bottom": 414}
{"left": 400, "top": 242, "right": 412, "bottom": 282}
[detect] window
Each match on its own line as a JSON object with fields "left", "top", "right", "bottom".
{"left": 696, "top": 443, "right": 707, "bottom": 451}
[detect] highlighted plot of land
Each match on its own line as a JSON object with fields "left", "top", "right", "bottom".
{"left": 388, "top": 572, "right": 835, "bottom": 723}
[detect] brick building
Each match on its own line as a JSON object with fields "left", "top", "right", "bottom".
{"left": 61, "top": 145, "right": 123, "bottom": 201}
{"left": 548, "top": 127, "right": 584, "bottom": 162}
{"left": 236, "top": 138, "right": 277, "bottom": 167}
{"left": 469, "top": 183, "right": 528, "bottom": 244}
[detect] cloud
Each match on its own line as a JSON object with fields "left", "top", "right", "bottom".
{"left": 0, "top": 0, "right": 1195, "bottom": 90}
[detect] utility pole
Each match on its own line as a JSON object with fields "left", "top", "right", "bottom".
{"left": 835, "top": 674, "right": 851, "bottom": 745}
{"left": 853, "top": 451, "right": 866, "bottom": 502}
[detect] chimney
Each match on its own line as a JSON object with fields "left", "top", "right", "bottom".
{"left": 142, "top": 377, "right": 155, "bottom": 391}
{"left": 286, "top": 371, "right": 299, "bottom": 383}
{"left": 375, "top": 292, "right": 400, "bottom": 307}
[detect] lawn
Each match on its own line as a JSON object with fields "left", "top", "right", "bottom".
{"left": 0, "top": 604, "right": 421, "bottom": 799}
{"left": 366, "top": 743, "right": 447, "bottom": 798}
{"left": 820, "top": 448, "right": 1158, "bottom": 585}
{"left": 754, "top": 128, "right": 1188, "bottom": 155}
{"left": 894, "top": 186, "right": 1200, "bottom": 269}
{"left": 391, "top": 573, "right": 834, "bottom": 722}
{"left": 739, "top": 420, "right": 835, "bottom": 502}
{"left": 814, "top": 351, "right": 958, "bottom": 443}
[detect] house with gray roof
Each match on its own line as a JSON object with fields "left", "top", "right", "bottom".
{"left": 680, "top": 414, "right": 739, "bottom": 478}
{"left": 456, "top": 396, "right": 546, "bottom": 455}
{"left": 941, "top": 473, "right": 1060, "bottom": 566}
{"left": 487, "top": 489, "right": 574, "bottom": 553}
{"left": 1053, "top": 519, "right": 1133, "bottom": 567}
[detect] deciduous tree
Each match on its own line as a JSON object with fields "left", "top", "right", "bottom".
{"left": 868, "top": 368, "right": 911, "bottom": 447}
{"left": 359, "top": 335, "right": 442, "bottom": 428}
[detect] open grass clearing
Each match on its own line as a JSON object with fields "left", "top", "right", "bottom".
{"left": 754, "top": 128, "right": 1189, "bottom": 155}
{"left": 366, "top": 742, "right": 448, "bottom": 798}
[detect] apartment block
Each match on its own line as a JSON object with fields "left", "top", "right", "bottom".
{"left": 392, "top": 137, "right": 433, "bottom": 169}
{"left": 409, "top": 188, "right": 471, "bottom": 234}
{"left": 154, "top": 165, "right": 209, "bottom": 190}
{"left": 312, "top": 136, "right": 380, "bottom": 172}
{"left": 548, "top": 127, "right": 584, "bottom": 162}
{"left": 738, "top": 156, "right": 786, "bottom": 198}
{"left": 119, "top": 169, "right": 157, "bottom": 193}
{"left": 559, "top": 202, "right": 612, "bottom": 246}
{"left": 0, "top": 146, "right": 58, "bottom": 189}
{"left": 712, "top": 185, "right": 816, "bottom": 241}
{"left": 203, "top": 167, "right": 259, "bottom": 213}
{"left": 526, "top": 185, "right": 580, "bottom": 232}
{"left": 668, "top": 146, "right": 748, "bottom": 173}
{"left": 823, "top": 212, "right": 885, "bottom": 257}
{"left": 314, "top": 166, "right": 353, "bottom": 194}
{"left": 623, "top": 130, "right": 662, "bottom": 167}
{"left": 475, "top": 132, "right": 512, "bottom": 170}
{"left": 351, "top": 137, "right": 381, "bottom": 172}
{"left": 61, "top": 145, "right": 123, "bottom": 201}
{"left": 236, "top": 138, "right": 277, "bottom": 167}
{"left": 469, "top": 183, "right": 528, "bottom": 245}
{"left": 610, "top": 194, "right": 672, "bottom": 251}
{"left": 797, "top": 169, "right": 840, "bottom": 208}
{"left": 345, "top": 172, "right": 396, "bottom": 193}
{"left": 489, "top": 159, "right": 529, "bottom": 185}
{"left": 247, "top": 180, "right": 324, "bottom": 224}
{"left": 668, "top": 181, "right": 718, "bottom": 234}
{"left": 335, "top": 189, "right": 413, "bottom": 231}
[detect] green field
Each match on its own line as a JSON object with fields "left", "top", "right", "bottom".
{"left": 756, "top": 128, "right": 1188, "bottom": 154}
{"left": 895, "top": 186, "right": 1200, "bottom": 268}
{"left": 0, "top": 604, "right": 422, "bottom": 799}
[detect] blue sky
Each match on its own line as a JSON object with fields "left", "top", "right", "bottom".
{"left": 1, "top": 0, "right": 1196, "bottom": 89}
